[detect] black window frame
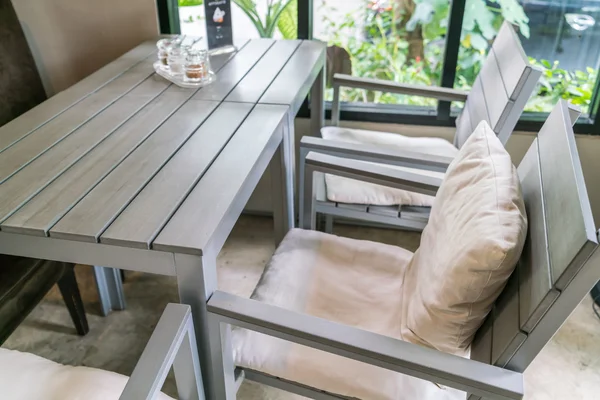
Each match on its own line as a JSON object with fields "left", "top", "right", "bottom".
{"left": 158, "top": 0, "right": 600, "bottom": 134}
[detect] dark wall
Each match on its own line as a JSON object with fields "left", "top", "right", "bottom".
{"left": 0, "top": 0, "right": 46, "bottom": 126}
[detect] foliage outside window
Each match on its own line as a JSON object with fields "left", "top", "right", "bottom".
{"left": 316, "top": 0, "right": 597, "bottom": 114}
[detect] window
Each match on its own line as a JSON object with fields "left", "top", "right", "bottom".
{"left": 158, "top": 0, "right": 600, "bottom": 133}
{"left": 178, "top": 0, "right": 298, "bottom": 44}
{"left": 455, "top": 0, "right": 600, "bottom": 117}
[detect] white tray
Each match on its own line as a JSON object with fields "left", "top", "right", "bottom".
{"left": 153, "top": 61, "right": 215, "bottom": 88}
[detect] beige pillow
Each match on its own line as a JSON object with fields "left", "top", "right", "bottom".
{"left": 401, "top": 121, "right": 527, "bottom": 355}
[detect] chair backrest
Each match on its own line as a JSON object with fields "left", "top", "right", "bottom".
{"left": 469, "top": 100, "right": 598, "bottom": 398}
{"left": 454, "top": 22, "right": 542, "bottom": 148}
{"left": 0, "top": 0, "right": 46, "bottom": 126}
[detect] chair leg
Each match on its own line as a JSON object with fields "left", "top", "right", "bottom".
{"left": 57, "top": 264, "right": 89, "bottom": 336}
{"left": 93, "top": 266, "right": 126, "bottom": 316}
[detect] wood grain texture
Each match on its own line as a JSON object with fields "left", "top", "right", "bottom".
{"left": 260, "top": 40, "right": 325, "bottom": 112}
{"left": 1, "top": 90, "right": 189, "bottom": 236}
{"left": 225, "top": 40, "right": 302, "bottom": 103}
{"left": 491, "top": 274, "right": 526, "bottom": 367}
{"left": 153, "top": 105, "right": 289, "bottom": 255}
{"left": 491, "top": 22, "right": 530, "bottom": 100}
{"left": 0, "top": 59, "right": 157, "bottom": 184}
{"left": 0, "top": 91, "right": 161, "bottom": 228}
{"left": 194, "top": 39, "right": 274, "bottom": 102}
{"left": 537, "top": 102, "right": 597, "bottom": 289}
{"left": 459, "top": 77, "right": 490, "bottom": 147}
{"left": 478, "top": 50, "right": 511, "bottom": 131}
{"left": 515, "top": 139, "right": 559, "bottom": 333}
{"left": 100, "top": 102, "right": 253, "bottom": 249}
{"left": 0, "top": 42, "right": 156, "bottom": 152}
{"left": 49, "top": 94, "right": 215, "bottom": 242}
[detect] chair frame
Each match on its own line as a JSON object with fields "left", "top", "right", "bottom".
{"left": 299, "top": 22, "right": 545, "bottom": 231}
{"left": 120, "top": 304, "right": 206, "bottom": 400}
{"left": 204, "top": 100, "right": 599, "bottom": 400}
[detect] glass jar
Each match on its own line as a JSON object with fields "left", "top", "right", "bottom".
{"left": 156, "top": 38, "right": 172, "bottom": 69}
{"left": 167, "top": 45, "right": 187, "bottom": 76}
{"left": 184, "top": 49, "right": 211, "bottom": 82}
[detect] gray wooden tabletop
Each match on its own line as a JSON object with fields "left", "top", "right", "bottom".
{"left": 0, "top": 38, "right": 326, "bottom": 256}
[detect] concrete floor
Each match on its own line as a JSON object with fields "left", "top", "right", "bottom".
{"left": 3, "top": 216, "right": 600, "bottom": 399}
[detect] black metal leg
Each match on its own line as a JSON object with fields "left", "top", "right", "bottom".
{"left": 120, "top": 269, "right": 126, "bottom": 283}
{"left": 57, "top": 264, "right": 89, "bottom": 336}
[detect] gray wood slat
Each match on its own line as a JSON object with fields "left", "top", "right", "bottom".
{"left": 314, "top": 172, "right": 328, "bottom": 203}
{"left": 478, "top": 50, "right": 511, "bottom": 132}
{"left": 49, "top": 98, "right": 218, "bottom": 242}
{"left": 0, "top": 41, "right": 156, "bottom": 153}
{"left": 100, "top": 102, "right": 253, "bottom": 249}
{"left": 0, "top": 78, "right": 169, "bottom": 228}
{"left": 153, "top": 104, "right": 289, "bottom": 255}
{"left": 225, "top": 40, "right": 302, "bottom": 103}
{"left": 209, "top": 38, "right": 251, "bottom": 72}
{"left": 537, "top": 102, "right": 597, "bottom": 289}
{"left": 194, "top": 39, "right": 275, "bottom": 102}
{"left": 368, "top": 205, "right": 399, "bottom": 217}
{"left": 491, "top": 22, "right": 530, "bottom": 101}
{"left": 1, "top": 89, "right": 191, "bottom": 236}
{"left": 516, "top": 139, "right": 559, "bottom": 333}
{"left": 454, "top": 107, "right": 472, "bottom": 148}
{"left": 470, "top": 313, "right": 493, "bottom": 367}
{"left": 0, "top": 59, "right": 157, "bottom": 184}
{"left": 491, "top": 273, "right": 526, "bottom": 367}
{"left": 465, "top": 77, "right": 490, "bottom": 137}
{"left": 260, "top": 40, "right": 325, "bottom": 112}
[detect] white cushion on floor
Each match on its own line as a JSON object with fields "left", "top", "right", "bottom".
{"left": 233, "top": 228, "right": 463, "bottom": 400}
{"left": 321, "top": 126, "right": 458, "bottom": 206}
{"left": 0, "top": 348, "right": 174, "bottom": 400}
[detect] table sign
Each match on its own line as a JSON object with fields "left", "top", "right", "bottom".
{"left": 204, "top": 0, "right": 234, "bottom": 52}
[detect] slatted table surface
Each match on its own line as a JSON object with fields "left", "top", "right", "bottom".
{"left": 0, "top": 38, "right": 326, "bottom": 399}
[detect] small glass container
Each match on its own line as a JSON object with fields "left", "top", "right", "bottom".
{"left": 184, "top": 49, "right": 211, "bottom": 82}
{"left": 156, "top": 38, "right": 172, "bottom": 69}
{"left": 167, "top": 45, "right": 187, "bottom": 76}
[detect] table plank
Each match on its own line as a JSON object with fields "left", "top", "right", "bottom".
{"left": 49, "top": 99, "right": 221, "bottom": 242}
{"left": 0, "top": 78, "right": 169, "bottom": 227}
{"left": 1, "top": 88, "right": 192, "bottom": 236}
{"left": 224, "top": 40, "right": 302, "bottom": 103}
{"left": 100, "top": 102, "right": 254, "bottom": 249}
{"left": 260, "top": 40, "right": 326, "bottom": 113}
{"left": 0, "top": 59, "right": 157, "bottom": 184}
{"left": 153, "top": 104, "right": 288, "bottom": 255}
{"left": 194, "top": 39, "right": 275, "bottom": 102}
{"left": 0, "top": 41, "right": 156, "bottom": 153}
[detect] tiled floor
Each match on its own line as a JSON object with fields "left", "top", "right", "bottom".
{"left": 3, "top": 216, "right": 600, "bottom": 399}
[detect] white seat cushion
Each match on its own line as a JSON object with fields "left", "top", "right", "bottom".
{"left": 233, "top": 228, "right": 463, "bottom": 400}
{"left": 321, "top": 126, "right": 458, "bottom": 206}
{"left": 402, "top": 121, "right": 527, "bottom": 355}
{"left": 0, "top": 348, "right": 174, "bottom": 400}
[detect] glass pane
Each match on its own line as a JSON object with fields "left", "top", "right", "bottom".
{"left": 454, "top": 0, "right": 600, "bottom": 117}
{"left": 179, "top": 1, "right": 298, "bottom": 43}
{"left": 314, "top": 0, "right": 453, "bottom": 109}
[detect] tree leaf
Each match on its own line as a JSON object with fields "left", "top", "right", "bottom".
{"left": 277, "top": 0, "right": 297, "bottom": 39}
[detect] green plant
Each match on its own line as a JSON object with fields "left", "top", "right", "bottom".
{"left": 178, "top": 0, "right": 203, "bottom": 6}
{"left": 232, "top": 0, "right": 296, "bottom": 38}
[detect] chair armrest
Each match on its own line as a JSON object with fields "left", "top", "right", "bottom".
{"left": 305, "top": 151, "right": 442, "bottom": 196}
{"left": 120, "top": 303, "right": 203, "bottom": 400}
{"left": 208, "top": 291, "right": 524, "bottom": 400}
{"left": 333, "top": 74, "right": 469, "bottom": 102}
{"left": 300, "top": 136, "right": 452, "bottom": 173}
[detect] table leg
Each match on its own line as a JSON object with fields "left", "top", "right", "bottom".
{"left": 271, "top": 131, "right": 293, "bottom": 246}
{"left": 93, "top": 266, "right": 126, "bottom": 316}
{"left": 310, "top": 66, "right": 325, "bottom": 137}
{"left": 175, "top": 252, "right": 221, "bottom": 400}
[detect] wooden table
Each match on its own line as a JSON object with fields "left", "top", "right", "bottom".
{"left": 0, "top": 38, "right": 325, "bottom": 398}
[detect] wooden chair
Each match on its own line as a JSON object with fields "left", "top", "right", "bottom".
{"left": 0, "top": 0, "right": 88, "bottom": 343}
{"left": 299, "top": 21, "right": 544, "bottom": 232}
{"left": 206, "top": 100, "right": 598, "bottom": 400}
{"left": 0, "top": 303, "right": 199, "bottom": 400}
